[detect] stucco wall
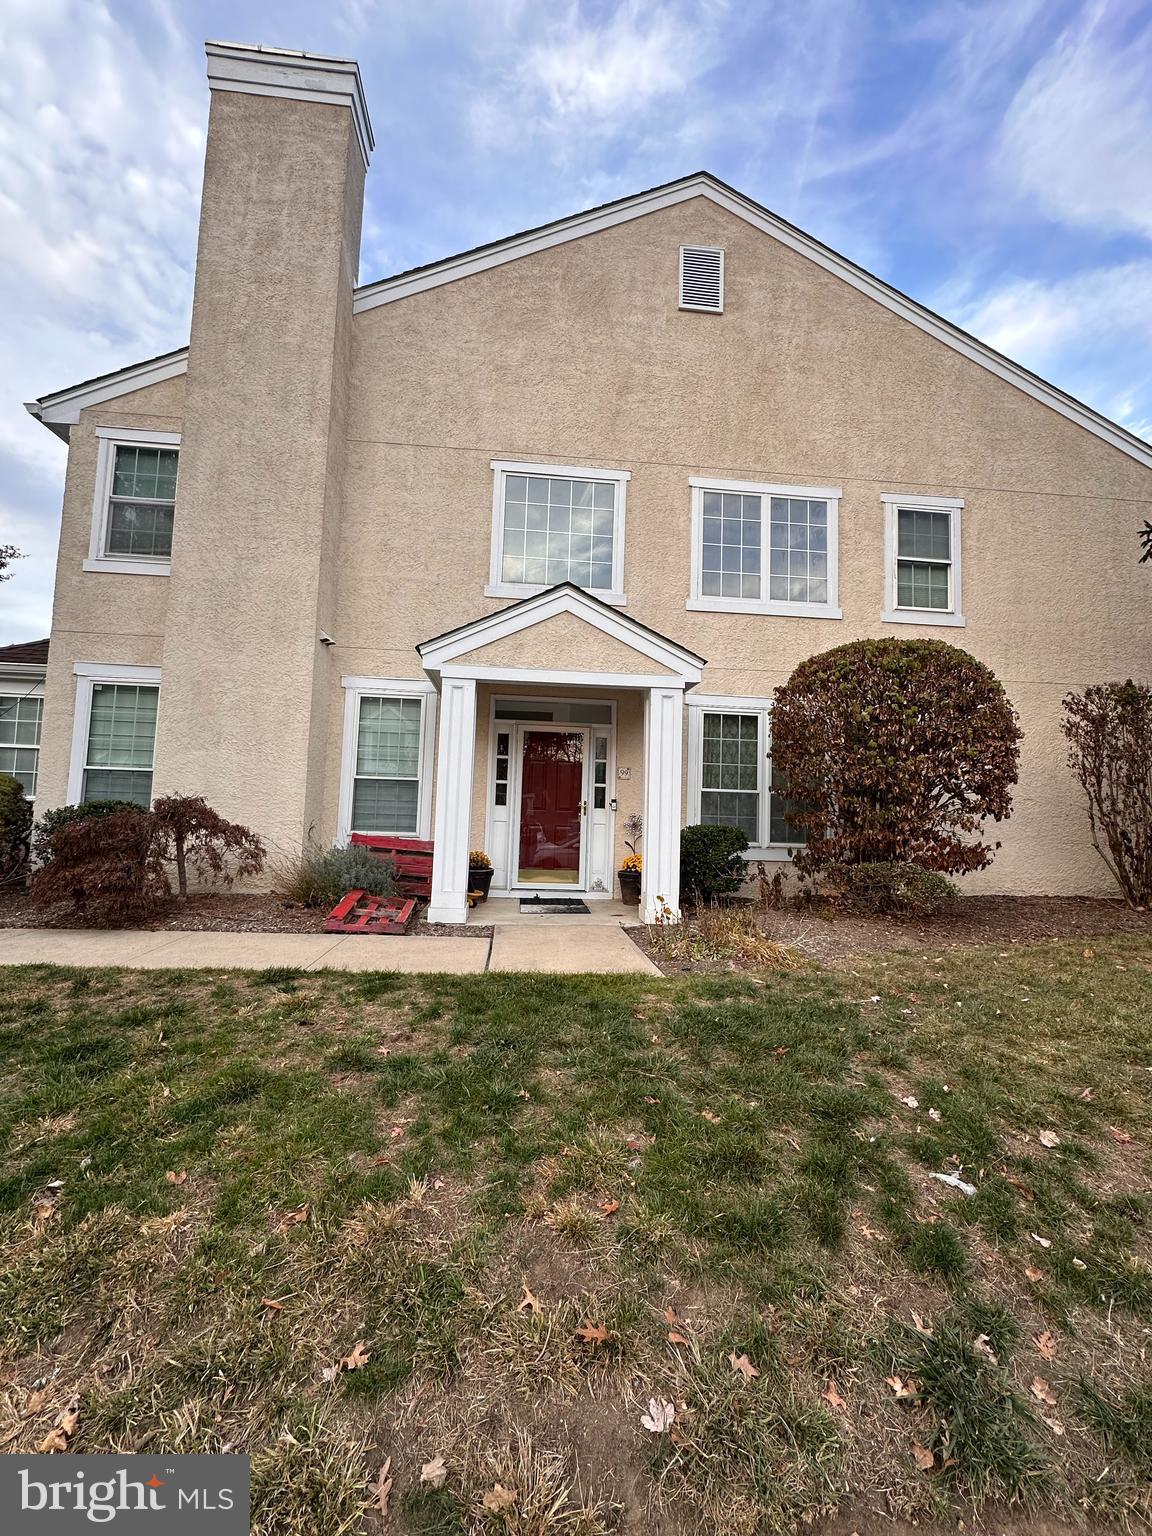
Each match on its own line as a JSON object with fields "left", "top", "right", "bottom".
{"left": 453, "top": 612, "right": 677, "bottom": 674}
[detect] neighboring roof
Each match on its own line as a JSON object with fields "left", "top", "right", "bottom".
{"left": 416, "top": 581, "right": 706, "bottom": 686}
{"left": 0, "top": 638, "right": 49, "bottom": 671}
{"left": 24, "top": 171, "right": 1152, "bottom": 472}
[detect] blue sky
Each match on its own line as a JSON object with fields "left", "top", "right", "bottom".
{"left": 1, "top": 0, "right": 1150, "bottom": 642}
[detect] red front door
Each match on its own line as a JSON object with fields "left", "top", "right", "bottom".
{"left": 517, "top": 729, "right": 584, "bottom": 885}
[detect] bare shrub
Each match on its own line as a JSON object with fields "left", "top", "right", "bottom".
{"left": 1062, "top": 681, "right": 1152, "bottom": 907}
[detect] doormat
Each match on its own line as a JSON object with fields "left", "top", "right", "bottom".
{"left": 519, "top": 896, "right": 591, "bottom": 916}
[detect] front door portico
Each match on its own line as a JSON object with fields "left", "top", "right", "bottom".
{"left": 416, "top": 584, "right": 706, "bottom": 925}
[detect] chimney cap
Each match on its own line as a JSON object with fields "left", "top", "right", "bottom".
{"left": 205, "top": 40, "right": 374, "bottom": 170}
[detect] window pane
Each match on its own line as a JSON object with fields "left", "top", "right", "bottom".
{"left": 107, "top": 502, "right": 174, "bottom": 558}
{"left": 503, "top": 475, "right": 614, "bottom": 588}
{"left": 767, "top": 498, "right": 828, "bottom": 604}
{"left": 356, "top": 696, "right": 422, "bottom": 777}
{"left": 0, "top": 695, "right": 42, "bottom": 748}
{"left": 768, "top": 793, "right": 807, "bottom": 845}
{"left": 701, "top": 493, "right": 761, "bottom": 599}
{"left": 86, "top": 685, "right": 158, "bottom": 771}
{"left": 82, "top": 768, "right": 153, "bottom": 806}
{"left": 897, "top": 508, "right": 950, "bottom": 561}
{"left": 351, "top": 777, "right": 419, "bottom": 833}
{"left": 897, "top": 560, "right": 950, "bottom": 610}
{"left": 112, "top": 445, "right": 178, "bottom": 500}
{"left": 700, "top": 789, "right": 759, "bottom": 840}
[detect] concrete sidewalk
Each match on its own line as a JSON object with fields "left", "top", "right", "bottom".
{"left": 0, "top": 923, "right": 661, "bottom": 975}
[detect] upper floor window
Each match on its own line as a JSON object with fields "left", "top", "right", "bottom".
{"left": 85, "top": 427, "right": 180, "bottom": 576}
{"left": 687, "top": 478, "right": 842, "bottom": 619}
{"left": 0, "top": 692, "right": 43, "bottom": 797}
{"left": 881, "top": 494, "right": 964, "bottom": 627}
{"left": 487, "top": 460, "right": 629, "bottom": 604}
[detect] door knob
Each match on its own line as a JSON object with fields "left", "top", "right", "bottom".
{"left": 581, "top": 800, "right": 588, "bottom": 816}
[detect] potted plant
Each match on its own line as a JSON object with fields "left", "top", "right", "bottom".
{"left": 468, "top": 849, "right": 494, "bottom": 901}
{"left": 617, "top": 814, "right": 643, "bottom": 904}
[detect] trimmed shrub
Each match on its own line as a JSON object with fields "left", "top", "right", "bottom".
{"left": 0, "top": 773, "right": 32, "bottom": 885}
{"left": 820, "top": 861, "right": 957, "bottom": 918}
{"left": 1062, "top": 681, "right": 1152, "bottom": 907}
{"left": 31, "top": 809, "right": 169, "bottom": 923}
{"left": 152, "top": 794, "right": 266, "bottom": 899}
{"left": 32, "top": 800, "right": 141, "bottom": 865}
{"left": 771, "top": 639, "right": 1021, "bottom": 876}
{"left": 680, "top": 823, "right": 749, "bottom": 905}
{"left": 272, "top": 844, "right": 397, "bottom": 909}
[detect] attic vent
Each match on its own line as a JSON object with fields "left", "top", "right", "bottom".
{"left": 679, "top": 245, "right": 724, "bottom": 312}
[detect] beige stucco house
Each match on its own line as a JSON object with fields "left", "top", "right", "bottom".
{"left": 20, "top": 42, "right": 1152, "bottom": 923}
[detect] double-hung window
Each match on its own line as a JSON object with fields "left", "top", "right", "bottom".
{"left": 882, "top": 494, "right": 964, "bottom": 626}
{"left": 488, "top": 461, "right": 629, "bottom": 603}
{"left": 68, "top": 666, "right": 161, "bottom": 807}
{"left": 0, "top": 693, "right": 43, "bottom": 797}
{"left": 687, "top": 697, "right": 807, "bottom": 858}
{"left": 688, "top": 479, "right": 842, "bottom": 618}
{"left": 339, "top": 679, "right": 436, "bottom": 841}
{"left": 86, "top": 427, "right": 180, "bottom": 575}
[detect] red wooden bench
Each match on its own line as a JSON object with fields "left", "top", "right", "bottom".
{"left": 350, "top": 834, "right": 434, "bottom": 900}
{"left": 324, "top": 890, "right": 417, "bottom": 935}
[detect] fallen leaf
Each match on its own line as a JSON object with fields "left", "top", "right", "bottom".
{"left": 1030, "top": 1377, "right": 1058, "bottom": 1407}
{"left": 389, "top": 1126, "right": 405, "bottom": 1139}
{"left": 1042, "top": 1416, "right": 1066, "bottom": 1436}
{"left": 885, "top": 1376, "right": 919, "bottom": 1401}
{"left": 667, "top": 1331, "right": 690, "bottom": 1346}
{"left": 728, "top": 1352, "right": 759, "bottom": 1380}
{"left": 1083, "top": 947, "right": 1095, "bottom": 959}
{"left": 260, "top": 1297, "right": 285, "bottom": 1312}
{"left": 898, "top": 1095, "right": 920, "bottom": 1109}
{"left": 859, "top": 1222, "right": 885, "bottom": 1240}
{"left": 640, "top": 1398, "right": 675, "bottom": 1433}
{"left": 596, "top": 1198, "right": 620, "bottom": 1216}
{"left": 1079, "top": 1087, "right": 1096, "bottom": 1102}
{"left": 517, "top": 1283, "right": 541, "bottom": 1315}
{"left": 912, "top": 1439, "right": 935, "bottom": 1473}
{"left": 165, "top": 1169, "right": 187, "bottom": 1185}
{"left": 1108, "top": 1126, "right": 1134, "bottom": 1146}
{"left": 369, "top": 1458, "right": 393, "bottom": 1515}
{"left": 1030, "top": 1232, "right": 1052, "bottom": 1249}
{"left": 576, "top": 1323, "right": 609, "bottom": 1346}
{"left": 1024, "top": 1265, "right": 1046, "bottom": 1283}
{"left": 663, "top": 1304, "right": 678, "bottom": 1325}
{"left": 340, "top": 1341, "right": 371, "bottom": 1372}
{"left": 37, "top": 1395, "right": 79, "bottom": 1454}
{"left": 643, "top": 1095, "right": 660, "bottom": 1105}
{"left": 973, "top": 1334, "right": 999, "bottom": 1365}
{"left": 24, "top": 1389, "right": 47, "bottom": 1416}
{"left": 420, "top": 1455, "right": 448, "bottom": 1488}
{"left": 32, "top": 1198, "right": 56, "bottom": 1225}
{"left": 1071, "top": 1257, "right": 1088, "bottom": 1271}
{"left": 482, "top": 1484, "right": 517, "bottom": 1513}
{"left": 700, "top": 1109, "right": 722, "bottom": 1124}
{"left": 1034, "top": 1331, "right": 1057, "bottom": 1361}
{"left": 910, "top": 1311, "right": 933, "bottom": 1337}
{"left": 1038, "top": 1130, "right": 1061, "bottom": 1149}
{"left": 822, "top": 1379, "right": 847, "bottom": 1411}
{"left": 278, "top": 1202, "right": 310, "bottom": 1231}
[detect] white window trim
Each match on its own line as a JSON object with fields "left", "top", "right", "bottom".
{"left": 881, "top": 493, "right": 965, "bottom": 627}
{"left": 486, "top": 459, "right": 630, "bottom": 605}
{"left": 0, "top": 677, "right": 45, "bottom": 801}
{"left": 685, "top": 694, "right": 802, "bottom": 862}
{"left": 337, "top": 676, "right": 438, "bottom": 844}
{"left": 66, "top": 663, "right": 161, "bottom": 804}
{"left": 686, "top": 477, "right": 843, "bottom": 619}
{"left": 679, "top": 244, "right": 725, "bottom": 313}
{"left": 84, "top": 426, "right": 180, "bottom": 576}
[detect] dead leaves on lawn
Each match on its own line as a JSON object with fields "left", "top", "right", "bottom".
{"left": 276, "top": 1202, "right": 310, "bottom": 1233}
{"left": 420, "top": 1455, "right": 448, "bottom": 1488}
{"left": 321, "top": 1340, "right": 371, "bottom": 1383}
{"left": 368, "top": 1458, "right": 393, "bottom": 1516}
{"left": 728, "top": 1352, "right": 759, "bottom": 1380}
{"left": 575, "top": 1322, "right": 610, "bottom": 1347}
{"left": 517, "top": 1283, "right": 541, "bottom": 1315}
{"left": 36, "top": 1396, "right": 80, "bottom": 1454}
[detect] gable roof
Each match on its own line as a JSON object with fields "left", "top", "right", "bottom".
{"left": 0, "top": 637, "right": 49, "bottom": 672}
{"left": 417, "top": 582, "right": 705, "bottom": 685}
{"left": 24, "top": 172, "right": 1152, "bottom": 472}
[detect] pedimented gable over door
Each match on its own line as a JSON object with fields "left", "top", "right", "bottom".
{"left": 452, "top": 610, "right": 676, "bottom": 675}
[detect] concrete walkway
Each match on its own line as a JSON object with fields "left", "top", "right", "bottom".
{"left": 0, "top": 921, "right": 660, "bottom": 975}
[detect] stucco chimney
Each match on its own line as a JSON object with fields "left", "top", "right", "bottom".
{"left": 155, "top": 43, "right": 372, "bottom": 855}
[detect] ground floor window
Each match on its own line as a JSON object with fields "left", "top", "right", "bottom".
{"left": 687, "top": 697, "right": 806, "bottom": 855}
{"left": 0, "top": 693, "right": 43, "bottom": 797}
{"left": 83, "top": 683, "right": 158, "bottom": 805}
{"left": 339, "top": 679, "right": 436, "bottom": 842}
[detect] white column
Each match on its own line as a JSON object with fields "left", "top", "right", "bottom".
{"left": 641, "top": 685, "right": 684, "bottom": 923}
{"left": 427, "top": 676, "right": 477, "bottom": 925}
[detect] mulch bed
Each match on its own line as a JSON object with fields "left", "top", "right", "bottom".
{"left": 0, "top": 888, "right": 491, "bottom": 939}
{"left": 632, "top": 895, "right": 1152, "bottom": 971}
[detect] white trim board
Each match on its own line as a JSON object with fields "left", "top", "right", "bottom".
{"left": 205, "top": 41, "right": 374, "bottom": 169}
{"left": 26, "top": 172, "right": 1152, "bottom": 471}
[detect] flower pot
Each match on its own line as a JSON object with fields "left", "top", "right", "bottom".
{"left": 468, "top": 865, "right": 494, "bottom": 901}
{"left": 617, "top": 869, "right": 641, "bottom": 905}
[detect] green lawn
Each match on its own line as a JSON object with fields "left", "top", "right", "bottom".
{"left": 0, "top": 938, "right": 1149, "bottom": 1534}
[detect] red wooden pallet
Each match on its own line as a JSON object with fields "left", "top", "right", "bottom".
{"left": 324, "top": 889, "right": 417, "bottom": 935}
{"left": 350, "top": 834, "right": 434, "bottom": 899}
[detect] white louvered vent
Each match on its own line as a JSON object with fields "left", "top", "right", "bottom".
{"left": 679, "top": 245, "right": 724, "bottom": 312}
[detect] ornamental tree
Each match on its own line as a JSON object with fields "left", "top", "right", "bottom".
{"left": 1062, "top": 681, "right": 1152, "bottom": 907}
{"left": 770, "top": 638, "right": 1022, "bottom": 875}
{"left": 152, "top": 794, "right": 266, "bottom": 900}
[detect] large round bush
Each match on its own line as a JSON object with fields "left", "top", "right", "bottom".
{"left": 771, "top": 638, "right": 1021, "bottom": 875}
